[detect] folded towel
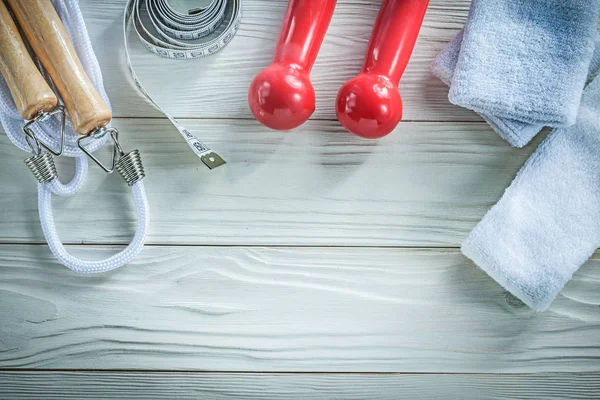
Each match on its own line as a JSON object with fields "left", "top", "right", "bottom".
{"left": 433, "top": 0, "right": 599, "bottom": 147}
{"left": 462, "top": 72, "right": 600, "bottom": 311}
{"left": 433, "top": 34, "right": 600, "bottom": 148}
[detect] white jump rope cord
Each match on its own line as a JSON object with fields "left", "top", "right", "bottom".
{"left": 0, "top": 0, "right": 149, "bottom": 273}
{"left": 39, "top": 180, "right": 149, "bottom": 274}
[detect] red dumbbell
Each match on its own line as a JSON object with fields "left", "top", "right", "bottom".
{"left": 248, "top": 0, "right": 337, "bottom": 130}
{"left": 336, "top": 0, "right": 429, "bottom": 139}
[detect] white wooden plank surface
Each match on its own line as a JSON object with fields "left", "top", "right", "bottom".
{"left": 1, "top": 245, "right": 598, "bottom": 372}
{"left": 0, "top": 119, "right": 542, "bottom": 246}
{"left": 82, "top": 0, "right": 477, "bottom": 121}
{"left": 2, "top": 0, "right": 599, "bottom": 395}
{"left": 1, "top": 372, "right": 599, "bottom": 400}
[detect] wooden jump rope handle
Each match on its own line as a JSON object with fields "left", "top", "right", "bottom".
{"left": 0, "top": 1, "right": 57, "bottom": 120}
{"left": 7, "top": 0, "right": 111, "bottom": 134}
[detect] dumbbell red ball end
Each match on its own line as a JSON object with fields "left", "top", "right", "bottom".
{"left": 336, "top": 0, "right": 429, "bottom": 139}
{"left": 248, "top": 64, "right": 315, "bottom": 130}
{"left": 336, "top": 73, "right": 402, "bottom": 139}
{"left": 248, "top": 0, "right": 337, "bottom": 130}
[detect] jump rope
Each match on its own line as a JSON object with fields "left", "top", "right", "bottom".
{"left": 0, "top": 0, "right": 427, "bottom": 273}
{"left": 0, "top": 0, "right": 149, "bottom": 274}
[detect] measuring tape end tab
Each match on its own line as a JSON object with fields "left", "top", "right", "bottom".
{"left": 201, "top": 152, "right": 226, "bottom": 169}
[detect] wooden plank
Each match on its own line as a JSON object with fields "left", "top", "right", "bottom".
{"left": 81, "top": 0, "right": 477, "bottom": 121}
{"left": 0, "top": 245, "right": 598, "bottom": 372}
{"left": 0, "top": 119, "right": 542, "bottom": 246}
{"left": 1, "top": 372, "right": 599, "bottom": 399}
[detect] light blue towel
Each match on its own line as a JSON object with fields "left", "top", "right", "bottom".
{"left": 462, "top": 71, "right": 600, "bottom": 311}
{"left": 432, "top": 0, "right": 599, "bottom": 148}
{"left": 434, "top": 33, "right": 600, "bottom": 147}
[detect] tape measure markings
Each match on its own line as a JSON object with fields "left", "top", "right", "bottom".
{"left": 123, "top": 0, "right": 242, "bottom": 169}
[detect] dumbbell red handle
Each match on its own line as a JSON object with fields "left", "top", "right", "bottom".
{"left": 336, "top": 0, "right": 429, "bottom": 139}
{"left": 248, "top": 0, "right": 337, "bottom": 130}
{"left": 8, "top": 0, "right": 112, "bottom": 134}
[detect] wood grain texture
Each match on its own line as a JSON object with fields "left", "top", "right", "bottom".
{"left": 1, "top": 372, "right": 599, "bottom": 399}
{"left": 0, "top": 119, "right": 543, "bottom": 246}
{"left": 81, "top": 0, "right": 477, "bottom": 121}
{"left": 2, "top": 0, "right": 598, "bottom": 390}
{"left": 0, "top": 1, "right": 57, "bottom": 120}
{"left": 0, "top": 245, "right": 598, "bottom": 372}
{"left": 8, "top": 0, "right": 111, "bottom": 133}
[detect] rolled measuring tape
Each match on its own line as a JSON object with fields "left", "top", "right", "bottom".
{"left": 123, "top": 0, "right": 242, "bottom": 169}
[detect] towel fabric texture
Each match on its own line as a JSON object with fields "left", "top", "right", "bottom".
{"left": 462, "top": 74, "right": 600, "bottom": 311}
{"left": 432, "top": 0, "right": 600, "bottom": 148}
{"left": 434, "top": 0, "right": 600, "bottom": 310}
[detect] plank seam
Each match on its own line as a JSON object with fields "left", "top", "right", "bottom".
{"left": 105, "top": 117, "right": 485, "bottom": 124}
{"left": 0, "top": 243, "right": 462, "bottom": 249}
{"left": 1, "top": 369, "right": 598, "bottom": 376}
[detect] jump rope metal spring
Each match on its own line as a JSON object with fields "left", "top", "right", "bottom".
{"left": 116, "top": 148, "right": 145, "bottom": 186}
{"left": 22, "top": 121, "right": 145, "bottom": 186}
{"left": 24, "top": 152, "right": 58, "bottom": 183}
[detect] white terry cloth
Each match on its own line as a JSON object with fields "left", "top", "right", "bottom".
{"left": 462, "top": 72, "right": 600, "bottom": 311}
